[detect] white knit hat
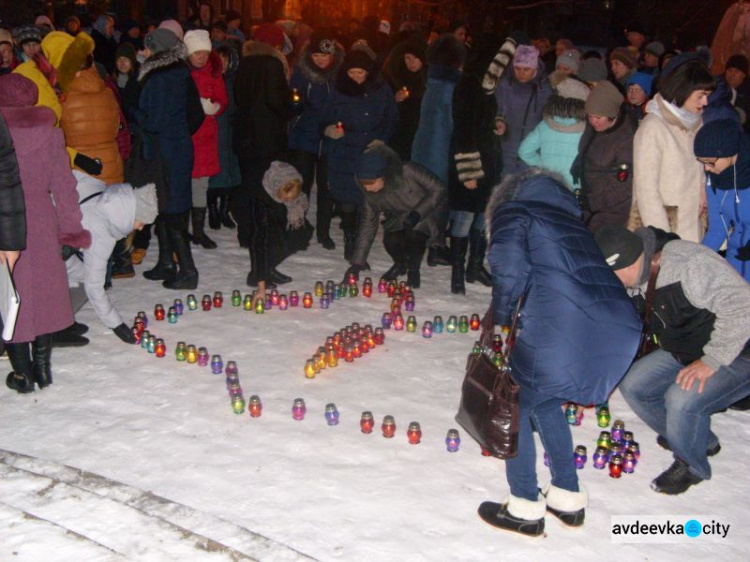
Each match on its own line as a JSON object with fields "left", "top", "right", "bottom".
{"left": 183, "top": 29, "right": 212, "bottom": 56}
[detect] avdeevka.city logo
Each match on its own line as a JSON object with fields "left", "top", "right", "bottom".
{"left": 611, "top": 515, "right": 731, "bottom": 543}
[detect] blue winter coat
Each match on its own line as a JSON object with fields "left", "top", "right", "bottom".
{"left": 487, "top": 169, "right": 641, "bottom": 404}
{"left": 494, "top": 62, "right": 552, "bottom": 176}
{"left": 411, "top": 65, "right": 461, "bottom": 183}
{"left": 703, "top": 135, "right": 750, "bottom": 281}
{"left": 322, "top": 69, "right": 398, "bottom": 206}
{"left": 289, "top": 46, "right": 343, "bottom": 155}
{"left": 704, "top": 76, "right": 741, "bottom": 126}
{"left": 136, "top": 45, "right": 196, "bottom": 214}
{"left": 209, "top": 47, "right": 241, "bottom": 189}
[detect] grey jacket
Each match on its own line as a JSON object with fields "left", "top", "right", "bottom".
{"left": 66, "top": 171, "right": 137, "bottom": 329}
{"left": 351, "top": 145, "right": 448, "bottom": 266}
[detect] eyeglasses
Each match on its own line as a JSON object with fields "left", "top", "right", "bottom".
{"left": 696, "top": 157, "right": 718, "bottom": 167}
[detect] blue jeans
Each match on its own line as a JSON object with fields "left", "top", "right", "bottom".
{"left": 619, "top": 346, "right": 750, "bottom": 480}
{"left": 505, "top": 385, "right": 579, "bottom": 502}
{"left": 450, "top": 211, "right": 485, "bottom": 237}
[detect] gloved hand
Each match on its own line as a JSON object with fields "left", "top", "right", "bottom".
{"left": 113, "top": 323, "right": 137, "bottom": 344}
{"left": 61, "top": 244, "right": 80, "bottom": 261}
{"left": 324, "top": 124, "right": 344, "bottom": 139}
{"left": 200, "top": 97, "right": 221, "bottom": 116}
{"left": 403, "top": 210, "right": 421, "bottom": 230}
{"left": 737, "top": 241, "right": 750, "bottom": 261}
{"left": 74, "top": 153, "right": 103, "bottom": 176}
{"left": 344, "top": 264, "right": 363, "bottom": 283}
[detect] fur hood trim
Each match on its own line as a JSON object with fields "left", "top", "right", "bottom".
{"left": 297, "top": 44, "right": 344, "bottom": 85}
{"left": 242, "top": 40, "right": 289, "bottom": 76}
{"left": 138, "top": 42, "right": 187, "bottom": 82}
{"left": 485, "top": 167, "right": 570, "bottom": 226}
{"left": 544, "top": 94, "right": 586, "bottom": 123}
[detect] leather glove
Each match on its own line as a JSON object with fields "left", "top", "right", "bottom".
{"left": 737, "top": 241, "right": 750, "bottom": 262}
{"left": 403, "top": 211, "right": 421, "bottom": 230}
{"left": 74, "top": 153, "right": 103, "bottom": 176}
{"left": 200, "top": 97, "right": 221, "bottom": 116}
{"left": 344, "top": 264, "right": 363, "bottom": 283}
{"left": 113, "top": 323, "right": 137, "bottom": 344}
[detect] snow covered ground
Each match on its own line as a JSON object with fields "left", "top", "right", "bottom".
{"left": 1, "top": 222, "right": 748, "bottom": 561}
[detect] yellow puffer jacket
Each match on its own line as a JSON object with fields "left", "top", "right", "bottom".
{"left": 13, "top": 61, "right": 63, "bottom": 123}
{"left": 61, "top": 67, "right": 123, "bottom": 185}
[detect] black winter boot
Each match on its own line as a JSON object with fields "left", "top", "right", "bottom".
{"left": 163, "top": 215, "right": 199, "bottom": 290}
{"left": 32, "top": 333, "right": 53, "bottom": 389}
{"left": 207, "top": 191, "right": 220, "bottom": 230}
{"left": 5, "top": 342, "right": 34, "bottom": 394}
{"left": 466, "top": 229, "right": 492, "bottom": 286}
{"left": 220, "top": 189, "right": 236, "bottom": 229}
{"left": 650, "top": 458, "right": 703, "bottom": 495}
{"left": 341, "top": 209, "right": 358, "bottom": 262}
{"left": 269, "top": 267, "right": 292, "bottom": 285}
{"left": 427, "top": 246, "right": 451, "bottom": 267}
{"left": 191, "top": 207, "right": 217, "bottom": 249}
{"left": 405, "top": 232, "right": 427, "bottom": 289}
{"left": 478, "top": 495, "right": 546, "bottom": 537}
{"left": 143, "top": 217, "right": 176, "bottom": 281}
{"left": 450, "top": 236, "right": 469, "bottom": 295}
{"left": 381, "top": 262, "right": 408, "bottom": 281}
{"left": 543, "top": 484, "right": 587, "bottom": 528}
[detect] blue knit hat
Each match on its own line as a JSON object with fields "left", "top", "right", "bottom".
{"left": 355, "top": 148, "right": 388, "bottom": 180}
{"left": 694, "top": 119, "right": 744, "bottom": 158}
{"left": 626, "top": 72, "right": 654, "bottom": 96}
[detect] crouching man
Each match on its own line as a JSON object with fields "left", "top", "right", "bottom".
{"left": 596, "top": 225, "right": 750, "bottom": 494}
{"left": 67, "top": 171, "right": 158, "bottom": 344}
{"left": 344, "top": 143, "right": 448, "bottom": 288}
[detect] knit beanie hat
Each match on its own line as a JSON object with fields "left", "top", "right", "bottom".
{"left": 133, "top": 183, "right": 158, "bottom": 224}
{"left": 403, "top": 40, "right": 427, "bottom": 63}
{"left": 343, "top": 49, "right": 374, "bottom": 73}
{"left": 556, "top": 49, "right": 580, "bottom": 73}
{"left": 578, "top": 58, "right": 608, "bottom": 83}
{"left": 626, "top": 71, "right": 654, "bottom": 96}
{"left": 145, "top": 28, "right": 180, "bottom": 54}
{"left": 350, "top": 40, "right": 377, "bottom": 62}
{"left": 726, "top": 54, "right": 749, "bottom": 75}
{"left": 585, "top": 80, "right": 623, "bottom": 118}
{"left": 645, "top": 41, "right": 665, "bottom": 58}
{"left": 610, "top": 47, "right": 638, "bottom": 70}
{"left": 262, "top": 161, "right": 308, "bottom": 229}
{"left": 158, "top": 19, "right": 184, "bottom": 42}
{"left": 552, "top": 72, "right": 590, "bottom": 101}
{"left": 14, "top": 25, "right": 42, "bottom": 46}
{"left": 183, "top": 29, "right": 212, "bottom": 56}
{"left": 254, "top": 23, "right": 285, "bottom": 48}
{"left": 309, "top": 29, "right": 336, "bottom": 55}
{"left": 115, "top": 42, "right": 137, "bottom": 67}
{"left": 513, "top": 45, "right": 539, "bottom": 69}
{"left": 0, "top": 29, "right": 12, "bottom": 45}
{"left": 35, "top": 15, "right": 54, "bottom": 31}
{"left": 355, "top": 148, "right": 389, "bottom": 180}
{"left": 694, "top": 119, "right": 743, "bottom": 158}
{"left": 595, "top": 225, "right": 644, "bottom": 270}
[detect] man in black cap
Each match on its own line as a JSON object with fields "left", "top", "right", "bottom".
{"left": 344, "top": 143, "right": 447, "bottom": 288}
{"left": 596, "top": 225, "right": 750, "bottom": 494}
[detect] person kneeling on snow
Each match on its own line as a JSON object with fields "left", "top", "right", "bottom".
{"left": 66, "top": 171, "right": 158, "bottom": 344}
{"left": 344, "top": 143, "right": 447, "bottom": 288}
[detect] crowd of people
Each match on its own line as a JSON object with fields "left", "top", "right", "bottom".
{"left": 1, "top": 3, "right": 749, "bottom": 540}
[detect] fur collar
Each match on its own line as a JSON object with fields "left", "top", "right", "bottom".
{"left": 336, "top": 64, "right": 385, "bottom": 97}
{"left": 297, "top": 45, "right": 343, "bottom": 85}
{"left": 138, "top": 43, "right": 187, "bottom": 83}
{"left": 241, "top": 40, "right": 289, "bottom": 76}
{"left": 543, "top": 94, "right": 586, "bottom": 127}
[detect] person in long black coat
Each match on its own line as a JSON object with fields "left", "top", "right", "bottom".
{"left": 233, "top": 26, "right": 293, "bottom": 290}
{"left": 448, "top": 33, "right": 517, "bottom": 295}
{"left": 344, "top": 143, "right": 447, "bottom": 288}
{"left": 0, "top": 111, "right": 25, "bottom": 271}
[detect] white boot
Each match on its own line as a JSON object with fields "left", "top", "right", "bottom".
{"left": 543, "top": 484, "right": 587, "bottom": 527}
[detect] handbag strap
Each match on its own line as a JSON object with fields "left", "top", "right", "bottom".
{"left": 503, "top": 294, "right": 526, "bottom": 363}
{"left": 479, "top": 302, "right": 495, "bottom": 348}
{"left": 642, "top": 257, "right": 661, "bottom": 335}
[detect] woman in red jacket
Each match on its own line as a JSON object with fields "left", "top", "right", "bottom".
{"left": 184, "top": 30, "right": 227, "bottom": 249}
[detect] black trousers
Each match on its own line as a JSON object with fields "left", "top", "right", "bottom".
{"left": 383, "top": 229, "right": 428, "bottom": 269}
{"left": 288, "top": 149, "right": 332, "bottom": 240}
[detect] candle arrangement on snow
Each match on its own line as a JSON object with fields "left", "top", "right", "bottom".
{"left": 302, "top": 323, "right": 385, "bottom": 378}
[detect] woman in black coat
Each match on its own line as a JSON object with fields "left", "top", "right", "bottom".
{"left": 0, "top": 111, "right": 25, "bottom": 271}
{"left": 449, "top": 34, "right": 516, "bottom": 295}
